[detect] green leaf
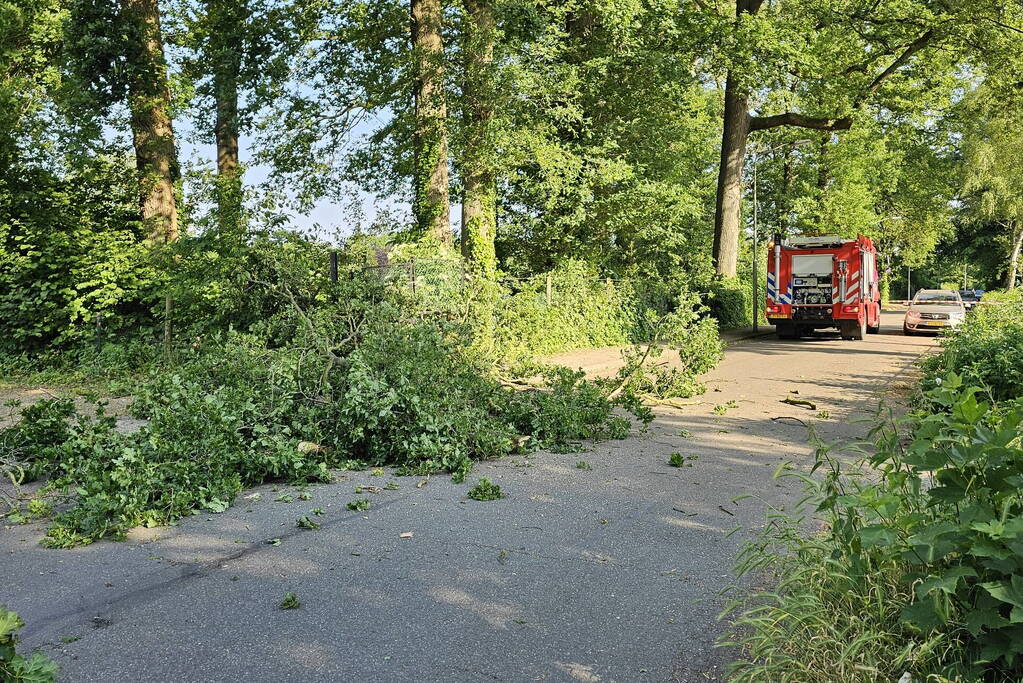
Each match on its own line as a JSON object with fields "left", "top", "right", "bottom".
{"left": 859, "top": 525, "right": 898, "bottom": 548}
{"left": 917, "top": 566, "right": 977, "bottom": 597}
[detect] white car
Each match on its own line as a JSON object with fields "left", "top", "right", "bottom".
{"left": 904, "top": 289, "right": 966, "bottom": 335}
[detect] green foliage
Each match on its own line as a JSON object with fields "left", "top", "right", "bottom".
{"left": 613, "top": 291, "right": 723, "bottom": 399}
{"left": 921, "top": 291, "right": 1023, "bottom": 402}
{"left": 0, "top": 272, "right": 651, "bottom": 546}
{"left": 493, "top": 260, "right": 640, "bottom": 358}
{"left": 295, "top": 515, "right": 320, "bottom": 530}
{"left": 346, "top": 499, "right": 370, "bottom": 512}
{"left": 279, "top": 593, "right": 300, "bottom": 610}
{"left": 575, "top": 460, "right": 591, "bottom": 470}
{"left": 707, "top": 277, "right": 751, "bottom": 329}
{"left": 668, "top": 452, "right": 696, "bottom": 468}
{"left": 0, "top": 158, "right": 156, "bottom": 351}
{"left": 0, "top": 606, "right": 57, "bottom": 683}
{"left": 726, "top": 376, "right": 1023, "bottom": 680}
{"left": 0, "top": 398, "right": 75, "bottom": 481}
{"left": 505, "top": 365, "right": 644, "bottom": 452}
{"left": 467, "top": 477, "right": 503, "bottom": 501}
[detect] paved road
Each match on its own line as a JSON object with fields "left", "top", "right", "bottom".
{"left": 3, "top": 312, "right": 936, "bottom": 683}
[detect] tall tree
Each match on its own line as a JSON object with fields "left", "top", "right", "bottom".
{"left": 121, "top": 0, "right": 179, "bottom": 244}
{"left": 459, "top": 0, "right": 497, "bottom": 275}
{"left": 410, "top": 0, "right": 450, "bottom": 245}
{"left": 703, "top": 0, "right": 1012, "bottom": 278}
{"left": 495, "top": 0, "right": 717, "bottom": 280}
{"left": 962, "top": 91, "right": 1023, "bottom": 290}
{"left": 207, "top": 0, "right": 245, "bottom": 236}
{"left": 175, "top": 0, "right": 306, "bottom": 236}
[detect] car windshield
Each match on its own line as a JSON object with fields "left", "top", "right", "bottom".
{"left": 914, "top": 292, "right": 960, "bottom": 304}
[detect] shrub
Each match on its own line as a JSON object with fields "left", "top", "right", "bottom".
{"left": 921, "top": 289, "right": 1023, "bottom": 402}
{"left": 1, "top": 606, "right": 57, "bottom": 682}
{"left": 0, "top": 159, "right": 156, "bottom": 352}
{"left": 708, "top": 276, "right": 750, "bottom": 329}
{"left": 493, "top": 260, "right": 638, "bottom": 357}
{"left": 725, "top": 376, "right": 1023, "bottom": 681}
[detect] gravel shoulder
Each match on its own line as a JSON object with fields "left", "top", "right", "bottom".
{"left": 2, "top": 312, "right": 936, "bottom": 682}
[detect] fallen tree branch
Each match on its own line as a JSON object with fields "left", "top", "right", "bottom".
{"left": 781, "top": 397, "right": 817, "bottom": 410}
{"left": 771, "top": 416, "right": 809, "bottom": 428}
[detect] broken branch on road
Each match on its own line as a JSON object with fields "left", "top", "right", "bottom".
{"left": 781, "top": 397, "right": 817, "bottom": 410}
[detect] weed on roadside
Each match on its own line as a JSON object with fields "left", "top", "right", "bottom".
{"left": 1, "top": 606, "right": 58, "bottom": 681}
{"left": 467, "top": 478, "right": 504, "bottom": 501}
{"left": 668, "top": 452, "right": 697, "bottom": 467}
{"left": 575, "top": 461, "right": 592, "bottom": 470}
{"left": 347, "top": 499, "right": 370, "bottom": 512}
{"left": 279, "top": 593, "right": 300, "bottom": 610}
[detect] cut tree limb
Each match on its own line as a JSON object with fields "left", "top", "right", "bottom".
{"left": 781, "top": 397, "right": 817, "bottom": 410}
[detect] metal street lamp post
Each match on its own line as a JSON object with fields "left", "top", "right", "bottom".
{"left": 750, "top": 139, "right": 812, "bottom": 332}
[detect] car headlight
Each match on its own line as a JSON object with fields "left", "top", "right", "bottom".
{"left": 906, "top": 310, "right": 921, "bottom": 319}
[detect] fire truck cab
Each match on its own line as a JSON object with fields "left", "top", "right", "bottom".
{"left": 765, "top": 234, "right": 881, "bottom": 341}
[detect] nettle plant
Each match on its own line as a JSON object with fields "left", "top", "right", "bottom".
{"left": 823, "top": 375, "right": 1023, "bottom": 673}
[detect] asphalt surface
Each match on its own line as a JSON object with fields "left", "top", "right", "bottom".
{"left": 3, "top": 312, "right": 936, "bottom": 682}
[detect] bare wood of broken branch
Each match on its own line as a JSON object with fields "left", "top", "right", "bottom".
{"left": 607, "top": 336, "right": 659, "bottom": 401}
{"left": 781, "top": 396, "right": 817, "bottom": 410}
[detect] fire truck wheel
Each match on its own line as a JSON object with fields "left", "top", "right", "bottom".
{"left": 840, "top": 320, "right": 865, "bottom": 340}
{"left": 853, "top": 317, "right": 866, "bottom": 340}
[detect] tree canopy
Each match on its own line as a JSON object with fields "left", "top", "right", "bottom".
{"left": 1, "top": 0, "right": 1021, "bottom": 346}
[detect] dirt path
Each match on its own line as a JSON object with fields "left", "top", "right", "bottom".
{"left": 2, "top": 312, "right": 936, "bottom": 683}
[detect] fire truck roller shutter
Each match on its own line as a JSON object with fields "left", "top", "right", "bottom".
{"left": 791, "top": 254, "right": 834, "bottom": 306}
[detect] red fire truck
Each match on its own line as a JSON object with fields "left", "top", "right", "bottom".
{"left": 765, "top": 234, "right": 881, "bottom": 340}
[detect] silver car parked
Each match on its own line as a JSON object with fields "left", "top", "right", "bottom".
{"left": 904, "top": 289, "right": 966, "bottom": 335}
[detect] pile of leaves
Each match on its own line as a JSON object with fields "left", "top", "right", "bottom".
{"left": 2, "top": 274, "right": 656, "bottom": 547}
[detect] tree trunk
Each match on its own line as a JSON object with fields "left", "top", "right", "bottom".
{"left": 459, "top": 0, "right": 496, "bottom": 276}
{"left": 121, "top": 0, "right": 179, "bottom": 245}
{"left": 712, "top": 71, "right": 751, "bottom": 278}
{"left": 710, "top": 4, "right": 931, "bottom": 277}
{"left": 411, "top": 0, "right": 451, "bottom": 246}
{"left": 210, "top": 0, "right": 243, "bottom": 237}
{"left": 1006, "top": 221, "right": 1023, "bottom": 290}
